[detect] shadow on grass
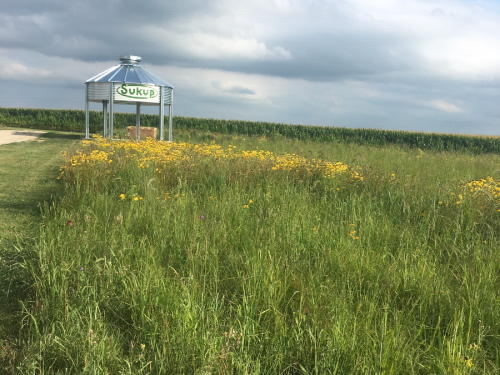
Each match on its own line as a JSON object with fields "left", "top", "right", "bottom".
{"left": 0, "top": 195, "right": 56, "bottom": 217}
{"left": 40, "top": 132, "right": 83, "bottom": 140}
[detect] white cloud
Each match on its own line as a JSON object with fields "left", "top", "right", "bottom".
{"left": 179, "top": 33, "right": 292, "bottom": 60}
{"left": 0, "top": 49, "right": 119, "bottom": 85}
{"left": 143, "top": 26, "right": 291, "bottom": 61}
{"left": 420, "top": 35, "right": 500, "bottom": 80}
{"left": 211, "top": 81, "right": 257, "bottom": 96}
{"left": 427, "top": 99, "right": 463, "bottom": 113}
{"left": 0, "top": 58, "right": 52, "bottom": 81}
{"left": 345, "top": 0, "right": 500, "bottom": 80}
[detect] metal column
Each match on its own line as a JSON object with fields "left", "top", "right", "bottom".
{"left": 85, "top": 84, "right": 90, "bottom": 139}
{"left": 136, "top": 102, "right": 141, "bottom": 140}
{"left": 103, "top": 100, "right": 108, "bottom": 138}
{"left": 109, "top": 83, "right": 114, "bottom": 140}
{"left": 159, "top": 88, "right": 165, "bottom": 141}
{"left": 168, "top": 90, "right": 173, "bottom": 142}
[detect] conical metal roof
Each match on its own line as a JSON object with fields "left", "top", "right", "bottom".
{"left": 86, "top": 55, "right": 173, "bottom": 88}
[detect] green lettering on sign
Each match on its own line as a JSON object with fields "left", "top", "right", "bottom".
{"left": 116, "top": 84, "right": 158, "bottom": 100}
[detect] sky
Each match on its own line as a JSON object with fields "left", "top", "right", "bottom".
{"left": 1, "top": 0, "right": 500, "bottom": 135}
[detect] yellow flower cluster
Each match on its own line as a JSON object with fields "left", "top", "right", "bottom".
{"left": 243, "top": 199, "right": 253, "bottom": 209}
{"left": 61, "top": 136, "right": 362, "bottom": 183}
{"left": 69, "top": 149, "right": 112, "bottom": 167}
{"left": 460, "top": 356, "right": 473, "bottom": 367}
{"left": 456, "top": 176, "right": 500, "bottom": 204}
{"left": 348, "top": 230, "right": 359, "bottom": 240}
{"left": 272, "top": 155, "right": 362, "bottom": 180}
{"left": 348, "top": 223, "right": 359, "bottom": 240}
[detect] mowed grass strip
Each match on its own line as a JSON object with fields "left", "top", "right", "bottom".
{"left": 0, "top": 129, "right": 79, "bottom": 373}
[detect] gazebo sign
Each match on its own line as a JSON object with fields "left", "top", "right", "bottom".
{"left": 85, "top": 55, "right": 174, "bottom": 141}
{"left": 115, "top": 84, "right": 159, "bottom": 102}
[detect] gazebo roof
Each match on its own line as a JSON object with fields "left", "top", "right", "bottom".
{"left": 86, "top": 55, "right": 173, "bottom": 88}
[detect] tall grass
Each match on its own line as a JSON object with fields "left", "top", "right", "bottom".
{"left": 17, "top": 134, "right": 500, "bottom": 373}
{"left": 0, "top": 136, "right": 74, "bottom": 374}
{"left": 2, "top": 107, "right": 500, "bottom": 153}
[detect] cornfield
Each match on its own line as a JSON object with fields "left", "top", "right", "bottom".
{"left": 1, "top": 107, "right": 499, "bottom": 154}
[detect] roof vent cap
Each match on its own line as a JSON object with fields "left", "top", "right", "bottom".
{"left": 119, "top": 55, "right": 142, "bottom": 64}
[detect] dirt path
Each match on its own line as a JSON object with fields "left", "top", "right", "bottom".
{"left": 0, "top": 130, "right": 47, "bottom": 145}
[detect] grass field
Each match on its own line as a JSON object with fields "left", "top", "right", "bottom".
{"left": 1, "top": 127, "right": 500, "bottom": 374}
{"left": 0, "top": 130, "right": 80, "bottom": 374}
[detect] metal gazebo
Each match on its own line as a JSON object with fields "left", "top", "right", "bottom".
{"left": 85, "top": 55, "right": 174, "bottom": 141}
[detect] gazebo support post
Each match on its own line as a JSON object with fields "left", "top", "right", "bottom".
{"left": 168, "top": 104, "right": 173, "bottom": 142}
{"left": 103, "top": 100, "right": 108, "bottom": 138}
{"left": 136, "top": 103, "right": 141, "bottom": 140}
{"left": 159, "top": 88, "right": 165, "bottom": 141}
{"left": 85, "top": 84, "right": 90, "bottom": 139}
{"left": 109, "top": 83, "right": 114, "bottom": 140}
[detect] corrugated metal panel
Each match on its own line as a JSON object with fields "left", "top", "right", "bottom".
{"left": 136, "top": 67, "right": 172, "bottom": 87}
{"left": 124, "top": 67, "right": 142, "bottom": 83}
{"left": 108, "top": 66, "right": 129, "bottom": 82}
{"left": 162, "top": 87, "right": 173, "bottom": 105}
{"left": 87, "top": 83, "right": 110, "bottom": 102}
{"left": 87, "top": 82, "right": 165, "bottom": 105}
{"left": 86, "top": 56, "right": 174, "bottom": 88}
{"left": 86, "top": 66, "right": 119, "bottom": 83}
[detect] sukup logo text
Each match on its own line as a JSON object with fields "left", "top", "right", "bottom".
{"left": 116, "top": 84, "right": 158, "bottom": 100}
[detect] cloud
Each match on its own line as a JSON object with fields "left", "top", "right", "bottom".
{"left": 0, "top": 58, "right": 52, "bottom": 81}
{"left": 142, "top": 29, "right": 291, "bottom": 61}
{"left": 2, "top": 0, "right": 500, "bottom": 84}
{"left": 419, "top": 36, "right": 500, "bottom": 81}
{"left": 211, "top": 81, "right": 257, "bottom": 96}
{"left": 427, "top": 100, "right": 463, "bottom": 113}
{"left": 1, "top": 0, "right": 500, "bottom": 134}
